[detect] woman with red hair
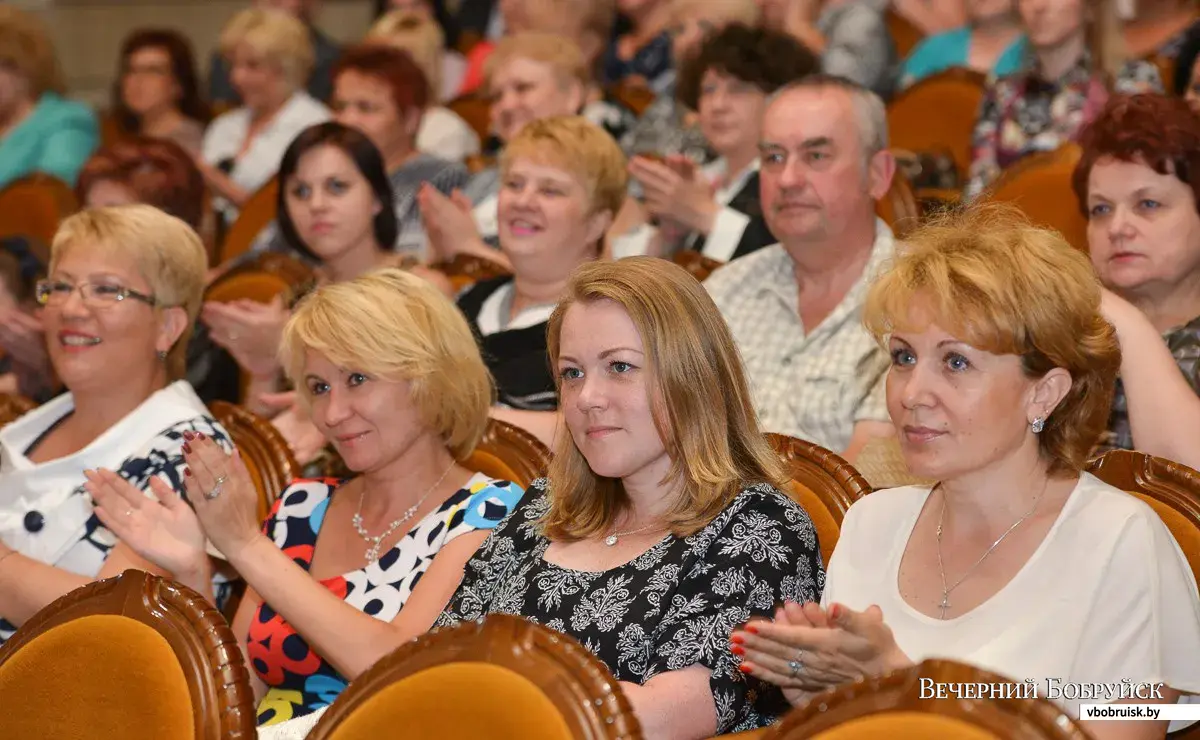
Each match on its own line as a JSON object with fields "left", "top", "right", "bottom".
{"left": 1075, "top": 93, "right": 1200, "bottom": 469}
{"left": 77, "top": 136, "right": 207, "bottom": 229}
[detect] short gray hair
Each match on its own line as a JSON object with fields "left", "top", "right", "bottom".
{"left": 767, "top": 74, "right": 888, "bottom": 156}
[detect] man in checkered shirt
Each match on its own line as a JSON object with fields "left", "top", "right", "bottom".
{"left": 705, "top": 75, "right": 896, "bottom": 459}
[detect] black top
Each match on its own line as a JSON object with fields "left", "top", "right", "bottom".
{"left": 438, "top": 478, "right": 825, "bottom": 733}
{"left": 457, "top": 277, "right": 557, "bottom": 411}
{"left": 690, "top": 171, "right": 776, "bottom": 263}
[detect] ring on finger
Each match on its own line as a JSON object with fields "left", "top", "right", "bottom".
{"left": 124, "top": 509, "right": 133, "bottom": 517}
{"left": 788, "top": 659, "right": 803, "bottom": 678}
{"left": 204, "top": 476, "right": 227, "bottom": 501}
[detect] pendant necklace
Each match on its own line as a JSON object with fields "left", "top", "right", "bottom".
{"left": 604, "top": 522, "right": 657, "bottom": 547}
{"left": 352, "top": 462, "right": 455, "bottom": 563}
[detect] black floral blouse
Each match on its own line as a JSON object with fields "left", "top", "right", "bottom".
{"left": 438, "top": 478, "right": 825, "bottom": 734}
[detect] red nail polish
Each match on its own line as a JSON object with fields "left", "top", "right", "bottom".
{"left": 184, "top": 468, "right": 192, "bottom": 477}
{"left": 738, "top": 663, "right": 753, "bottom": 674}
{"left": 182, "top": 443, "right": 191, "bottom": 454}
{"left": 731, "top": 645, "right": 745, "bottom": 656}
{"left": 183, "top": 430, "right": 194, "bottom": 441}
{"left": 197, "top": 432, "right": 205, "bottom": 440}
{"left": 745, "top": 624, "right": 759, "bottom": 634}
{"left": 730, "top": 634, "right": 745, "bottom": 645}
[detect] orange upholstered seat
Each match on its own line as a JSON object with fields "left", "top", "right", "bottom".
{"left": 464, "top": 418, "right": 551, "bottom": 487}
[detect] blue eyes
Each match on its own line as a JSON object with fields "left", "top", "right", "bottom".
{"left": 307, "top": 373, "right": 368, "bottom": 396}
{"left": 890, "top": 348, "right": 970, "bottom": 373}
{"left": 558, "top": 361, "right": 636, "bottom": 381}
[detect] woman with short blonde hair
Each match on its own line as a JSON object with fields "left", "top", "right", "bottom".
{"left": 0, "top": 205, "right": 229, "bottom": 645}
{"left": 200, "top": 8, "right": 330, "bottom": 225}
{"left": 735, "top": 206, "right": 1200, "bottom": 737}
{"left": 89, "top": 267, "right": 525, "bottom": 727}
{"left": 441, "top": 256, "right": 823, "bottom": 738}
{"left": 0, "top": 5, "right": 98, "bottom": 189}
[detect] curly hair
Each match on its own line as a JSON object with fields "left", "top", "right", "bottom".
{"left": 1073, "top": 93, "right": 1200, "bottom": 216}
{"left": 675, "top": 23, "right": 818, "bottom": 111}
{"left": 863, "top": 204, "right": 1121, "bottom": 475}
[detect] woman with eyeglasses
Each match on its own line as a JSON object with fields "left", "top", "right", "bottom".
{"left": 0, "top": 205, "right": 230, "bottom": 646}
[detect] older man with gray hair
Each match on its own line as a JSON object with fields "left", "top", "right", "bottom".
{"left": 704, "top": 74, "right": 896, "bottom": 460}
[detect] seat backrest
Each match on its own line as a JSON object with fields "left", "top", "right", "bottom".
{"left": 982, "top": 144, "right": 1087, "bottom": 252}
{"left": 306, "top": 614, "right": 642, "bottom": 740}
{"left": 887, "top": 68, "right": 987, "bottom": 181}
{"left": 465, "top": 418, "right": 552, "bottom": 488}
{"left": 0, "top": 174, "right": 79, "bottom": 245}
{"left": 433, "top": 252, "right": 511, "bottom": 293}
{"left": 671, "top": 249, "right": 724, "bottom": 283}
{"left": 0, "top": 570, "right": 256, "bottom": 740}
{"left": 884, "top": 8, "right": 926, "bottom": 60}
{"left": 0, "top": 392, "right": 36, "bottom": 428}
{"left": 219, "top": 178, "right": 280, "bottom": 264}
{"left": 875, "top": 168, "right": 921, "bottom": 240}
{"left": 767, "top": 434, "right": 872, "bottom": 567}
{"left": 1087, "top": 449, "right": 1200, "bottom": 588}
{"left": 770, "top": 659, "right": 1089, "bottom": 740}
{"left": 205, "top": 252, "right": 314, "bottom": 305}
{"left": 209, "top": 401, "right": 300, "bottom": 522}
{"left": 447, "top": 93, "right": 492, "bottom": 142}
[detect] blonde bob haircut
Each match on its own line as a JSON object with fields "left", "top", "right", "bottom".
{"left": 279, "top": 268, "right": 493, "bottom": 461}
{"left": 501, "top": 116, "right": 628, "bottom": 220}
{"left": 50, "top": 205, "right": 207, "bottom": 381}
{"left": 862, "top": 205, "right": 1120, "bottom": 475}
{"left": 366, "top": 11, "right": 444, "bottom": 98}
{"left": 219, "top": 8, "right": 314, "bottom": 91}
{"left": 0, "top": 5, "right": 65, "bottom": 97}
{"left": 542, "top": 257, "right": 786, "bottom": 541}
{"left": 484, "top": 32, "right": 590, "bottom": 90}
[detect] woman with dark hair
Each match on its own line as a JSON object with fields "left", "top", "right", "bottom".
{"left": 113, "top": 29, "right": 210, "bottom": 155}
{"left": 201, "top": 122, "right": 447, "bottom": 455}
{"left": 615, "top": 24, "right": 818, "bottom": 262}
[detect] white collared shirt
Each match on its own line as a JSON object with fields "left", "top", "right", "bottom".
{"left": 475, "top": 281, "right": 556, "bottom": 336}
{"left": 704, "top": 220, "right": 895, "bottom": 452}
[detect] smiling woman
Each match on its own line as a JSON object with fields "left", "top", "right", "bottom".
{"left": 0, "top": 204, "right": 230, "bottom": 645}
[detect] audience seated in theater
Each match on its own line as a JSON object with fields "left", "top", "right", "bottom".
{"left": 734, "top": 206, "right": 1200, "bottom": 740}
{"left": 0, "top": 237, "right": 49, "bottom": 400}
{"left": 0, "top": 6, "right": 99, "bottom": 190}
{"left": 418, "top": 32, "right": 589, "bottom": 268}
{"left": 200, "top": 8, "right": 331, "bottom": 227}
{"left": 704, "top": 75, "right": 895, "bottom": 460}
{"left": 366, "top": 12, "right": 481, "bottom": 160}
{"left": 614, "top": 24, "right": 817, "bottom": 262}
{"left": 1074, "top": 94, "right": 1200, "bottom": 469}
{"left": 0, "top": 206, "right": 231, "bottom": 645}
{"left": 209, "top": 0, "right": 341, "bottom": 107}
{"left": 889, "top": 0, "right": 968, "bottom": 35}
{"left": 247, "top": 45, "right": 469, "bottom": 263}
{"left": 439, "top": 256, "right": 823, "bottom": 738}
{"left": 1121, "top": 0, "right": 1199, "bottom": 60}
{"left": 899, "top": 0, "right": 1026, "bottom": 89}
{"left": 964, "top": 0, "right": 1162, "bottom": 198}
{"left": 622, "top": 0, "right": 760, "bottom": 163}
{"left": 452, "top": 0, "right": 545, "bottom": 98}
{"left": 602, "top": 0, "right": 675, "bottom": 94}
{"left": 457, "top": 116, "right": 626, "bottom": 447}
{"left": 1175, "top": 24, "right": 1200, "bottom": 111}
{"left": 88, "top": 268, "right": 524, "bottom": 728}
{"left": 375, "top": 0, "right": 470, "bottom": 103}
{"left": 774, "top": 0, "right": 898, "bottom": 99}
{"left": 203, "top": 122, "right": 449, "bottom": 461}
{"left": 112, "top": 29, "right": 210, "bottom": 156}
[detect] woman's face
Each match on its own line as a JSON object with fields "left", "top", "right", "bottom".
{"left": 121, "top": 46, "right": 180, "bottom": 117}
{"left": 967, "top": 0, "right": 1017, "bottom": 24}
{"left": 497, "top": 157, "right": 608, "bottom": 273}
{"left": 1086, "top": 156, "right": 1200, "bottom": 304}
{"left": 332, "top": 70, "right": 413, "bottom": 166}
{"left": 84, "top": 180, "right": 139, "bottom": 209}
{"left": 1018, "top": 0, "right": 1086, "bottom": 51}
{"left": 41, "top": 246, "right": 176, "bottom": 396}
{"left": 489, "top": 57, "right": 581, "bottom": 143}
{"left": 697, "top": 68, "right": 767, "bottom": 159}
{"left": 557, "top": 298, "right": 672, "bottom": 486}
{"left": 285, "top": 144, "right": 381, "bottom": 263}
{"left": 1186, "top": 56, "right": 1200, "bottom": 113}
{"left": 228, "top": 43, "right": 288, "bottom": 111}
{"left": 301, "top": 348, "right": 431, "bottom": 474}
{"left": 885, "top": 312, "right": 1060, "bottom": 481}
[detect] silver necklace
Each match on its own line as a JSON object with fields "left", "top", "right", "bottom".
{"left": 604, "top": 522, "right": 658, "bottom": 547}
{"left": 934, "top": 479, "right": 1048, "bottom": 619}
{"left": 352, "top": 462, "right": 455, "bottom": 563}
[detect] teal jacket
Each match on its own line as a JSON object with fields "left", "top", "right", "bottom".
{"left": 0, "top": 93, "right": 99, "bottom": 190}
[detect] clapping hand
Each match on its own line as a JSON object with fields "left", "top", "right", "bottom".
{"left": 178, "top": 430, "right": 263, "bottom": 562}
{"left": 418, "top": 184, "right": 482, "bottom": 262}
{"left": 201, "top": 296, "right": 288, "bottom": 378}
{"left": 627, "top": 154, "right": 718, "bottom": 235}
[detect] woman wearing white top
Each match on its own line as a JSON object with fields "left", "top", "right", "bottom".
{"left": 615, "top": 24, "right": 817, "bottom": 262}
{"left": 200, "top": 8, "right": 331, "bottom": 226}
{"left": 733, "top": 206, "right": 1200, "bottom": 739}
{"left": 0, "top": 206, "right": 230, "bottom": 644}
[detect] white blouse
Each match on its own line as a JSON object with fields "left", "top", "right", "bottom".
{"left": 0, "top": 381, "right": 230, "bottom": 642}
{"left": 417, "top": 106, "right": 480, "bottom": 162}
{"left": 823, "top": 473, "right": 1200, "bottom": 723}
{"left": 201, "top": 91, "right": 331, "bottom": 222}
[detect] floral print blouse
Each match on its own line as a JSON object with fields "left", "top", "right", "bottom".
{"left": 965, "top": 54, "right": 1163, "bottom": 198}
{"left": 438, "top": 478, "right": 825, "bottom": 734}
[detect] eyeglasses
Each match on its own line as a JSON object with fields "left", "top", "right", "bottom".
{"left": 35, "top": 280, "right": 158, "bottom": 309}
